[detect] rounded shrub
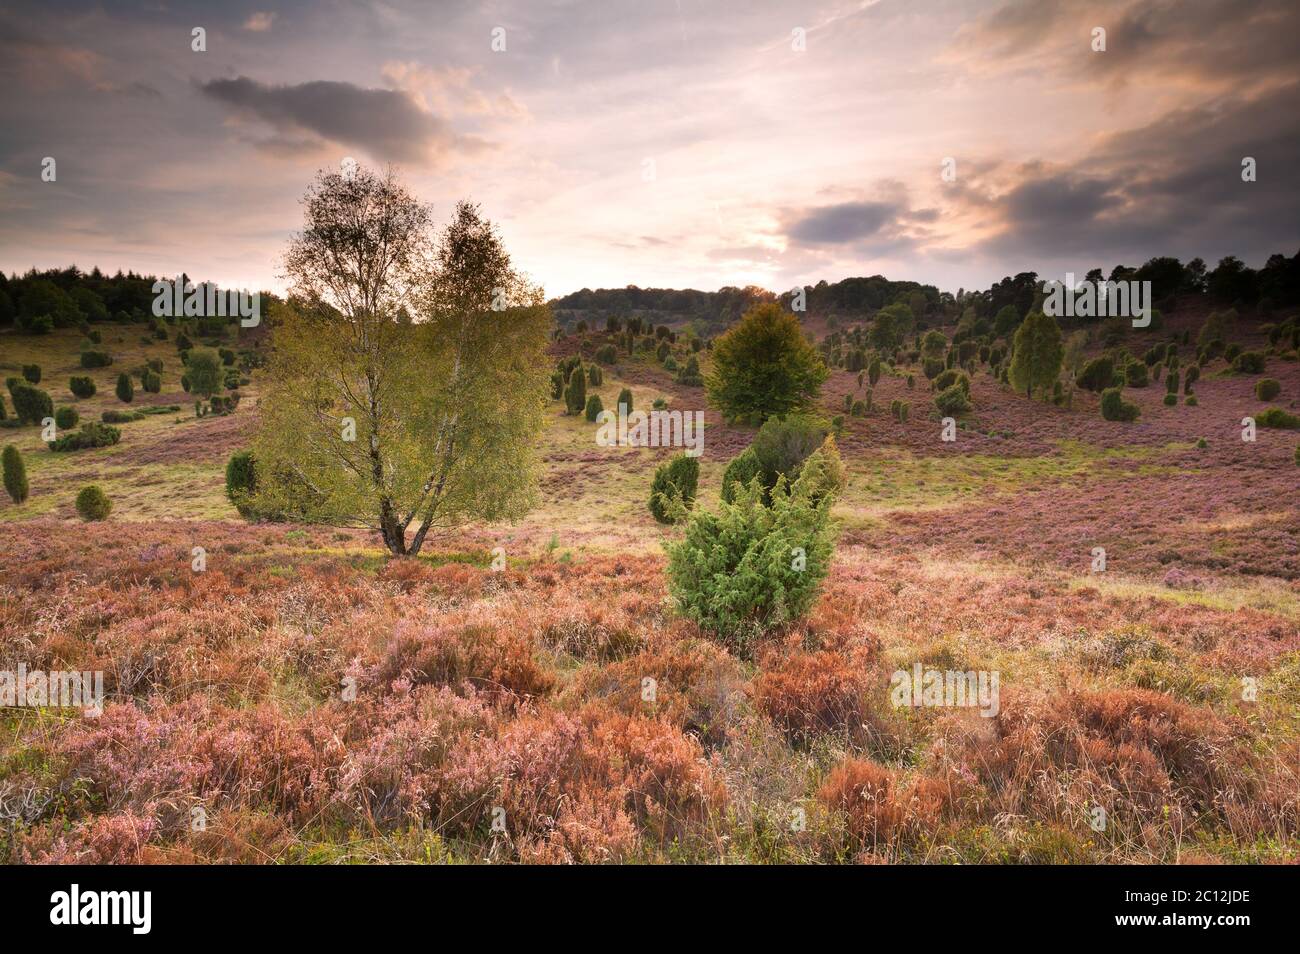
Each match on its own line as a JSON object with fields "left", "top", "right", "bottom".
{"left": 721, "top": 446, "right": 762, "bottom": 503}
{"left": 10, "top": 383, "right": 53, "bottom": 425}
{"left": 584, "top": 393, "right": 604, "bottom": 423}
{"left": 141, "top": 369, "right": 162, "bottom": 393}
{"left": 1185, "top": 395, "right": 1198, "bottom": 406}
{"left": 1256, "top": 378, "right": 1281, "bottom": 401}
{"left": 75, "top": 484, "right": 112, "bottom": 521}
{"left": 2, "top": 444, "right": 29, "bottom": 504}
{"left": 69, "top": 376, "right": 96, "bottom": 399}
{"left": 616, "top": 387, "right": 633, "bottom": 415}
{"left": 79, "top": 350, "right": 112, "bottom": 369}
{"left": 649, "top": 453, "right": 700, "bottom": 524}
{"left": 1124, "top": 362, "right": 1148, "bottom": 388}
{"left": 1197, "top": 437, "right": 1208, "bottom": 449}
{"left": 1101, "top": 387, "right": 1141, "bottom": 421}
{"left": 54, "top": 405, "right": 79, "bottom": 429}
{"left": 1076, "top": 356, "right": 1115, "bottom": 392}
{"left": 934, "top": 383, "right": 972, "bottom": 416}
{"left": 1162, "top": 393, "right": 1177, "bottom": 406}
{"left": 1256, "top": 407, "right": 1300, "bottom": 429}
{"left": 115, "top": 372, "right": 134, "bottom": 403}
{"left": 21, "top": 364, "right": 41, "bottom": 384}
{"left": 225, "top": 450, "right": 259, "bottom": 518}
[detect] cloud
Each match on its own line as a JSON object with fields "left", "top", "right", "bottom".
{"left": 961, "top": 83, "right": 1300, "bottom": 266}
{"left": 200, "top": 76, "right": 481, "bottom": 164}
{"left": 243, "top": 12, "right": 276, "bottom": 33}
{"left": 784, "top": 199, "right": 909, "bottom": 246}
{"left": 381, "top": 62, "right": 528, "bottom": 120}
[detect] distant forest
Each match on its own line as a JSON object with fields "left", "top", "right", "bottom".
{"left": 549, "top": 251, "right": 1300, "bottom": 334}
{"left": 3, "top": 251, "right": 1298, "bottom": 339}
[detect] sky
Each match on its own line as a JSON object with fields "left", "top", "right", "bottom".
{"left": 1, "top": 0, "right": 1298, "bottom": 299}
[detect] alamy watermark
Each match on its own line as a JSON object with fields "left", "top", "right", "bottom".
{"left": 152, "top": 276, "right": 260, "bottom": 327}
{"left": 1042, "top": 273, "right": 1151, "bottom": 327}
{"left": 595, "top": 403, "right": 704, "bottom": 457}
{"left": 890, "top": 663, "right": 999, "bottom": 717}
{"left": 1, "top": 665, "right": 104, "bottom": 716}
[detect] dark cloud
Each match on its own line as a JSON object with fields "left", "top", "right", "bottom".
{"left": 785, "top": 200, "right": 909, "bottom": 245}
{"left": 200, "top": 76, "right": 469, "bottom": 163}
{"left": 968, "top": 83, "right": 1300, "bottom": 266}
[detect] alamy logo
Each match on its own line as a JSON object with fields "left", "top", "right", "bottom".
{"left": 0, "top": 666, "right": 103, "bottom": 716}
{"left": 890, "top": 663, "right": 999, "bottom": 717}
{"left": 151, "top": 276, "right": 260, "bottom": 327}
{"left": 1042, "top": 273, "right": 1151, "bottom": 327}
{"left": 595, "top": 403, "right": 704, "bottom": 457}
{"left": 50, "top": 884, "right": 151, "bottom": 934}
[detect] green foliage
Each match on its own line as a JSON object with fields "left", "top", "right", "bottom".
{"left": 1163, "top": 393, "right": 1177, "bottom": 406}
{"left": 1183, "top": 365, "right": 1200, "bottom": 391}
{"left": 69, "top": 376, "right": 96, "bottom": 399}
{"left": 932, "top": 369, "right": 970, "bottom": 394}
{"left": 721, "top": 446, "right": 762, "bottom": 504}
{"left": 1076, "top": 356, "right": 1115, "bottom": 392}
{"left": 676, "top": 354, "right": 703, "bottom": 387}
{"left": 1166, "top": 368, "right": 1181, "bottom": 394}
{"left": 54, "top": 405, "right": 79, "bottom": 429}
{"left": 751, "top": 413, "right": 830, "bottom": 491}
{"left": 48, "top": 421, "right": 121, "bottom": 451}
{"left": 9, "top": 383, "right": 53, "bottom": 425}
{"left": 1256, "top": 378, "right": 1281, "bottom": 401}
{"left": 993, "top": 304, "right": 1021, "bottom": 337}
{"left": 186, "top": 348, "right": 224, "bottom": 398}
{"left": 1101, "top": 387, "right": 1140, "bottom": 421}
{"left": 564, "top": 364, "right": 587, "bottom": 414}
{"left": 75, "top": 484, "right": 112, "bottom": 521}
{"left": 2, "top": 444, "right": 28, "bottom": 504}
{"left": 922, "top": 357, "right": 944, "bottom": 380}
{"left": 115, "top": 372, "right": 134, "bottom": 403}
{"left": 21, "top": 364, "right": 41, "bottom": 384}
{"left": 934, "top": 383, "right": 973, "bottom": 416}
{"left": 664, "top": 446, "right": 839, "bottom": 655}
{"left": 1124, "top": 361, "right": 1148, "bottom": 388}
{"left": 1232, "top": 351, "right": 1266, "bottom": 374}
{"left": 648, "top": 453, "right": 700, "bottom": 524}
{"left": 1256, "top": 407, "right": 1300, "bottom": 429}
{"left": 706, "top": 302, "right": 827, "bottom": 424}
{"left": 867, "top": 356, "right": 882, "bottom": 387}
{"left": 584, "top": 393, "right": 604, "bottom": 422}
{"left": 253, "top": 185, "right": 551, "bottom": 556}
{"left": 141, "top": 369, "right": 162, "bottom": 393}
{"left": 225, "top": 450, "right": 259, "bottom": 518}
{"left": 616, "top": 387, "right": 634, "bottom": 415}
{"left": 80, "top": 350, "right": 112, "bottom": 368}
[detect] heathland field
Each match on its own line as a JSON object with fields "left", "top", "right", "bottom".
{"left": 1, "top": 298, "right": 1298, "bottom": 864}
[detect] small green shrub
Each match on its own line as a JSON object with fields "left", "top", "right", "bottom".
{"left": 1256, "top": 378, "right": 1281, "bottom": 401}
{"left": 48, "top": 421, "right": 121, "bottom": 451}
{"left": 2, "top": 444, "right": 28, "bottom": 504}
{"left": 1256, "top": 407, "right": 1300, "bottom": 429}
{"left": 80, "top": 350, "right": 112, "bottom": 369}
{"left": 648, "top": 453, "right": 700, "bottom": 524}
{"left": 9, "top": 383, "right": 53, "bottom": 425}
{"left": 54, "top": 405, "right": 79, "bottom": 429}
{"left": 932, "top": 369, "right": 970, "bottom": 394}
{"left": 616, "top": 387, "right": 633, "bottom": 415}
{"left": 1124, "top": 362, "right": 1148, "bottom": 388}
{"left": 1162, "top": 393, "right": 1177, "bottom": 406}
{"left": 115, "top": 373, "right": 134, "bottom": 403}
{"left": 21, "top": 364, "right": 41, "bottom": 384}
{"left": 1196, "top": 437, "right": 1208, "bottom": 449}
{"left": 1185, "top": 395, "right": 1198, "bottom": 406}
{"left": 141, "top": 369, "right": 162, "bottom": 393}
{"left": 584, "top": 393, "right": 604, "bottom": 422}
{"left": 1101, "top": 387, "right": 1140, "bottom": 421}
{"left": 1076, "top": 356, "right": 1115, "bottom": 392}
{"left": 75, "top": 484, "right": 112, "bottom": 521}
{"left": 69, "top": 376, "right": 96, "bottom": 399}
{"left": 934, "top": 383, "right": 972, "bottom": 416}
{"left": 225, "top": 450, "right": 258, "bottom": 518}
{"left": 101, "top": 409, "right": 145, "bottom": 423}
{"left": 665, "top": 445, "right": 839, "bottom": 655}
{"left": 1232, "top": 351, "right": 1266, "bottom": 374}
{"left": 721, "top": 446, "right": 763, "bottom": 504}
